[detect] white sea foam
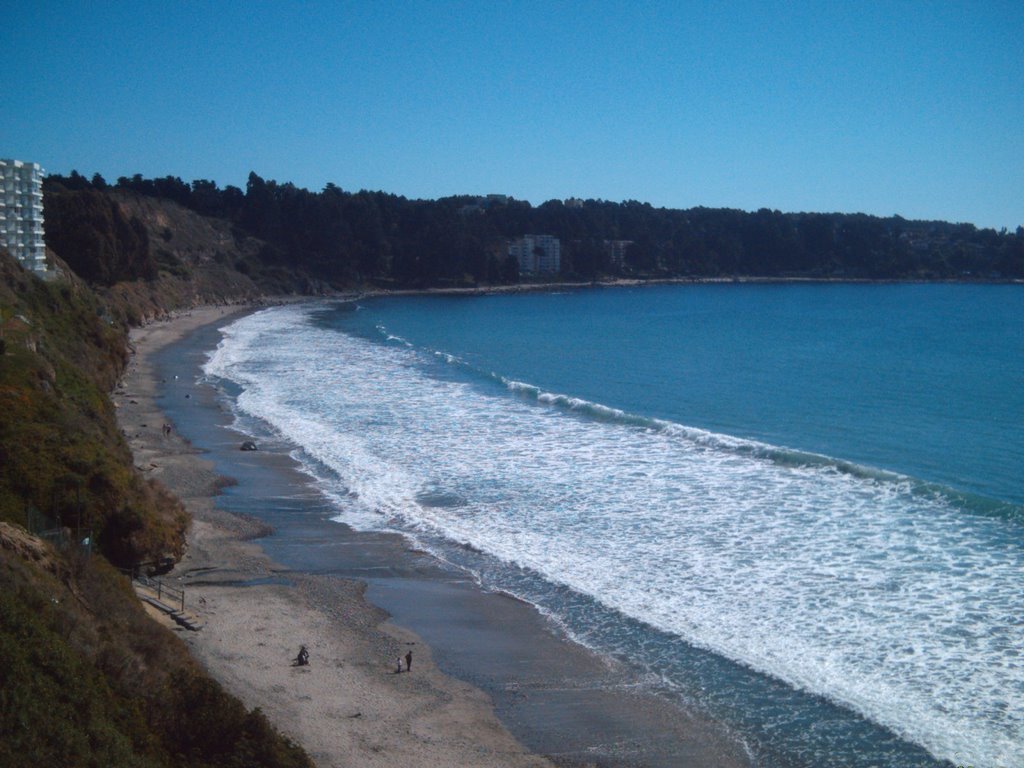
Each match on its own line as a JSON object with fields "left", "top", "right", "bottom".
{"left": 204, "top": 304, "right": 1024, "bottom": 768}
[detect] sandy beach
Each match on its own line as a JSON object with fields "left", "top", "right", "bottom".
{"left": 114, "top": 304, "right": 751, "bottom": 768}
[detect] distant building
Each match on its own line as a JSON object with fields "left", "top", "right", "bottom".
{"left": 605, "top": 240, "right": 633, "bottom": 269}
{"left": 564, "top": 197, "right": 584, "bottom": 209}
{"left": 510, "top": 234, "right": 561, "bottom": 274}
{"left": 458, "top": 202, "right": 485, "bottom": 216}
{"left": 0, "top": 159, "right": 47, "bottom": 274}
{"left": 458, "top": 194, "right": 511, "bottom": 216}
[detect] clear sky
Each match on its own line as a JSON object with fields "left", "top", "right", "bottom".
{"left": 3, "top": 1, "right": 1021, "bottom": 229}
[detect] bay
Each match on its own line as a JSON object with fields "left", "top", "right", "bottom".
{"left": 203, "top": 283, "right": 1024, "bottom": 767}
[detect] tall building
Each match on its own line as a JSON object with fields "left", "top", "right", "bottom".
{"left": 605, "top": 239, "right": 633, "bottom": 269}
{"left": 0, "top": 159, "right": 48, "bottom": 274}
{"left": 510, "top": 234, "right": 561, "bottom": 275}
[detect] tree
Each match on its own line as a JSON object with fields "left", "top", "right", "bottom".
{"left": 58, "top": 169, "right": 1019, "bottom": 287}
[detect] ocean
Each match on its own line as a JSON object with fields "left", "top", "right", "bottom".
{"left": 201, "top": 283, "right": 1023, "bottom": 768}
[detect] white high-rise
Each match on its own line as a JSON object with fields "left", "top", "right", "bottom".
{"left": 0, "top": 159, "right": 48, "bottom": 274}
{"left": 509, "top": 234, "right": 561, "bottom": 275}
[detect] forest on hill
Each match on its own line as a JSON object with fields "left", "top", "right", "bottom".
{"left": 46, "top": 171, "right": 1024, "bottom": 289}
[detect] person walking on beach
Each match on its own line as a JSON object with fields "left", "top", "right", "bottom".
{"left": 396, "top": 656, "right": 403, "bottom": 674}
{"left": 405, "top": 650, "right": 412, "bottom": 672}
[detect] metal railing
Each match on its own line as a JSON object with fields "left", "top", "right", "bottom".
{"left": 132, "top": 572, "right": 186, "bottom": 613}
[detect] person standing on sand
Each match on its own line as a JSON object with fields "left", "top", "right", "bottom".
{"left": 405, "top": 650, "right": 412, "bottom": 672}
{"left": 396, "top": 656, "right": 403, "bottom": 673}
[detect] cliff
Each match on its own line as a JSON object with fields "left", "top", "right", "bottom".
{"left": 0, "top": 200, "right": 316, "bottom": 765}
{"left": 43, "top": 184, "right": 330, "bottom": 327}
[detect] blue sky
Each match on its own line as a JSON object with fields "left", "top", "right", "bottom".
{"left": 3, "top": 1, "right": 1021, "bottom": 228}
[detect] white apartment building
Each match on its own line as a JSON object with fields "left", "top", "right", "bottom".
{"left": 0, "top": 159, "right": 48, "bottom": 274}
{"left": 510, "top": 234, "right": 561, "bottom": 275}
{"left": 606, "top": 239, "right": 633, "bottom": 269}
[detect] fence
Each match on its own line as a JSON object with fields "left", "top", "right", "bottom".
{"left": 27, "top": 506, "right": 93, "bottom": 556}
{"left": 131, "top": 572, "right": 186, "bottom": 613}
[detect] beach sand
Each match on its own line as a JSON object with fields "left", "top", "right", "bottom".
{"left": 115, "top": 304, "right": 751, "bottom": 768}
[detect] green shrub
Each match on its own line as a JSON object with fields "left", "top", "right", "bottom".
{"left": 0, "top": 544, "right": 314, "bottom": 768}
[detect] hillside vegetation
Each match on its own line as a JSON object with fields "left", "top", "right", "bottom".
{"left": 0, "top": 253, "right": 186, "bottom": 564}
{"left": 0, "top": 525, "right": 311, "bottom": 768}
{"left": 1, "top": 190, "right": 316, "bottom": 764}
{"left": 49, "top": 170, "right": 1024, "bottom": 287}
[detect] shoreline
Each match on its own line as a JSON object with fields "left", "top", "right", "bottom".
{"left": 115, "top": 305, "right": 555, "bottom": 767}
{"left": 115, "top": 303, "right": 751, "bottom": 768}
{"left": 356, "top": 274, "right": 1024, "bottom": 301}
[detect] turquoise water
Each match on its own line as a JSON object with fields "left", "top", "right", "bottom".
{"left": 204, "top": 283, "right": 1024, "bottom": 767}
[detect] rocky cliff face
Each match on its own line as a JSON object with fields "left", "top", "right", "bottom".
{"left": 42, "top": 186, "right": 335, "bottom": 327}
{"left": 101, "top": 192, "right": 266, "bottom": 324}
{"left": 114, "top": 191, "right": 338, "bottom": 299}
{"left": 116, "top": 192, "right": 249, "bottom": 264}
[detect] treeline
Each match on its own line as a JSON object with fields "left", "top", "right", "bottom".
{"left": 49, "top": 170, "right": 1024, "bottom": 286}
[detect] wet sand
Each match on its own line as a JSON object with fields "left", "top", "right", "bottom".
{"left": 115, "top": 304, "right": 751, "bottom": 768}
